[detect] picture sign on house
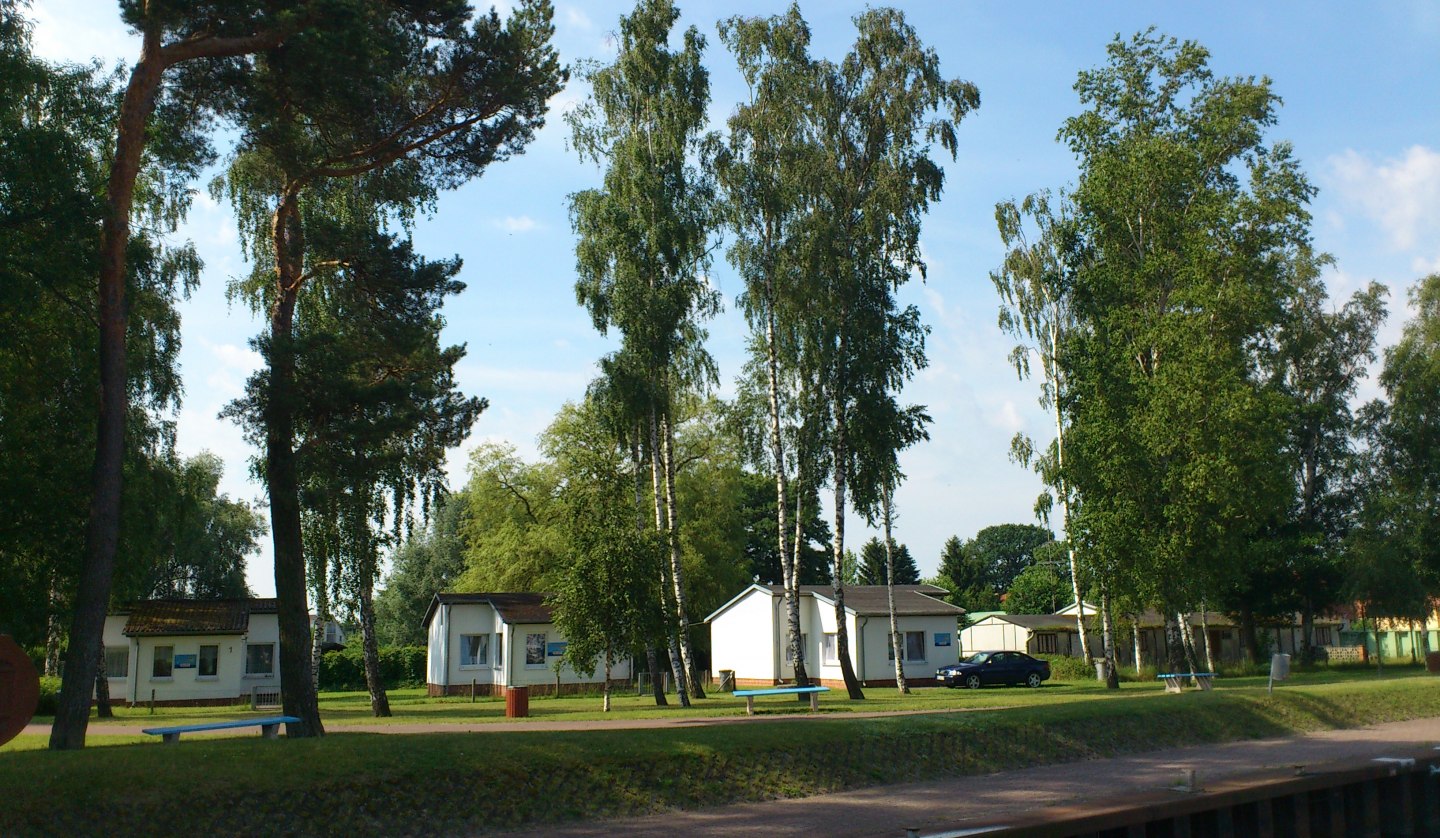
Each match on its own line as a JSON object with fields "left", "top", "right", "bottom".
{"left": 934, "top": 633, "right": 952, "bottom": 647}
{"left": 173, "top": 654, "right": 198, "bottom": 669}
{"left": 547, "top": 641, "right": 567, "bottom": 658}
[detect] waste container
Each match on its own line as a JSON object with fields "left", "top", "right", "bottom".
{"left": 1426, "top": 651, "right": 1440, "bottom": 674}
{"left": 505, "top": 685, "right": 529, "bottom": 718}
{"left": 719, "top": 669, "right": 736, "bottom": 692}
{"left": 1094, "top": 660, "right": 1109, "bottom": 682}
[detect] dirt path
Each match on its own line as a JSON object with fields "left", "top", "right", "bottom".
{"left": 19, "top": 704, "right": 1019, "bottom": 738}
{"left": 514, "top": 716, "right": 1440, "bottom": 837}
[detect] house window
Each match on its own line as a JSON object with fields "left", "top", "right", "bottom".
{"left": 460, "top": 634, "right": 489, "bottom": 667}
{"left": 822, "top": 633, "right": 838, "bottom": 665}
{"left": 525, "top": 633, "right": 545, "bottom": 666}
{"left": 245, "top": 643, "right": 275, "bottom": 676}
{"left": 1315, "top": 626, "right": 1333, "bottom": 646}
{"left": 785, "top": 633, "right": 809, "bottom": 663}
{"left": 199, "top": 645, "right": 219, "bottom": 677}
{"left": 1036, "top": 633, "right": 1059, "bottom": 654}
{"left": 152, "top": 646, "right": 173, "bottom": 679}
{"left": 887, "top": 632, "right": 927, "bottom": 662}
{"left": 104, "top": 646, "right": 129, "bottom": 679}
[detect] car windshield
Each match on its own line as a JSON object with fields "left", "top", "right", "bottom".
{"left": 963, "top": 652, "right": 992, "bottom": 664}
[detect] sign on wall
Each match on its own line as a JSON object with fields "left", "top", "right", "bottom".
{"left": 547, "top": 641, "right": 567, "bottom": 658}
{"left": 173, "top": 654, "right": 197, "bottom": 669}
{"left": 934, "top": 633, "right": 952, "bottom": 647}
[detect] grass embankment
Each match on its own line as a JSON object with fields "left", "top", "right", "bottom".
{"left": 5, "top": 673, "right": 1439, "bottom": 836}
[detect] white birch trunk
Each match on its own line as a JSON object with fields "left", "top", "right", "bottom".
{"left": 650, "top": 410, "right": 689, "bottom": 706}
{"left": 661, "top": 409, "right": 704, "bottom": 699}
{"left": 883, "top": 490, "right": 907, "bottom": 693}
{"left": 1132, "top": 621, "right": 1143, "bottom": 674}
{"left": 1200, "top": 605, "right": 1215, "bottom": 673}
{"left": 1100, "top": 590, "right": 1118, "bottom": 689}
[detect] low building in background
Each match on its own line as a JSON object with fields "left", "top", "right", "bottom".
{"left": 423, "top": 592, "right": 632, "bottom": 697}
{"left": 707, "top": 584, "right": 966, "bottom": 688}
{"left": 102, "top": 598, "right": 282, "bottom": 707}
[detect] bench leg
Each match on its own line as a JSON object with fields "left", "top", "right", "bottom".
{"left": 809, "top": 692, "right": 819, "bottom": 712}
{"left": 261, "top": 723, "right": 280, "bottom": 739}
{"left": 162, "top": 732, "right": 180, "bottom": 744}
{"left": 1196, "top": 677, "right": 1213, "bottom": 691}
{"left": 745, "top": 696, "right": 755, "bottom": 716}
{"left": 1165, "top": 680, "right": 1182, "bottom": 694}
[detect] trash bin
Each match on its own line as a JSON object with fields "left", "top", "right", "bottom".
{"left": 1426, "top": 652, "right": 1440, "bottom": 674}
{"left": 505, "top": 685, "right": 529, "bottom": 718}
{"left": 719, "top": 669, "right": 736, "bottom": 692}
{"left": 1094, "top": 660, "right": 1109, "bottom": 682}
{"left": 1270, "top": 653, "right": 1291, "bottom": 681}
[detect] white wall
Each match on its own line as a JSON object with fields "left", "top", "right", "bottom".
{"left": 429, "top": 603, "right": 631, "bottom": 688}
{"left": 709, "top": 587, "right": 778, "bottom": 682}
{"left": 502, "top": 621, "right": 632, "bottom": 686}
{"left": 856, "top": 614, "right": 961, "bottom": 681}
{"left": 960, "top": 618, "right": 1032, "bottom": 655}
{"left": 444, "top": 602, "right": 503, "bottom": 689}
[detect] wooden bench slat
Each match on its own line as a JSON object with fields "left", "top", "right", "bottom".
{"left": 732, "top": 686, "right": 829, "bottom": 697}
{"left": 143, "top": 715, "right": 301, "bottom": 739}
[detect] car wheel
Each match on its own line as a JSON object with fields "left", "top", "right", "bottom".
{"left": 1026, "top": 672, "right": 1042, "bottom": 688}
{"left": 965, "top": 674, "right": 982, "bottom": 690}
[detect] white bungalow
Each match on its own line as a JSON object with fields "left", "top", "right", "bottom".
{"left": 707, "top": 584, "right": 966, "bottom": 688}
{"left": 423, "top": 592, "right": 632, "bottom": 697}
{"left": 102, "top": 598, "right": 282, "bottom": 707}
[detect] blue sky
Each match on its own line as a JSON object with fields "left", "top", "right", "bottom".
{"left": 29, "top": 1, "right": 1440, "bottom": 597}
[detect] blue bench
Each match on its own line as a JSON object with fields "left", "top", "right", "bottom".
{"left": 732, "top": 686, "right": 830, "bottom": 714}
{"left": 142, "top": 715, "right": 301, "bottom": 744}
{"left": 1158, "top": 673, "right": 1217, "bottom": 693}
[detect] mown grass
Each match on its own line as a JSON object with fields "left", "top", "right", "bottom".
{"left": 4, "top": 671, "right": 1439, "bottom": 836}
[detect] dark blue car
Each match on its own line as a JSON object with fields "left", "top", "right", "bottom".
{"left": 936, "top": 650, "right": 1050, "bottom": 689}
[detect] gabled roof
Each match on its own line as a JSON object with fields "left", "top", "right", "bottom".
{"left": 706, "top": 584, "right": 963, "bottom": 622}
{"left": 119, "top": 599, "right": 277, "bottom": 637}
{"left": 422, "top": 592, "right": 553, "bottom": 628}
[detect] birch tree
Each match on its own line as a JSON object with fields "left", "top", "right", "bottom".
{"left": 569, "top": 0, "right": 719, "bottom": 701}
{"left": 992, "top": 191, "right": 1096, "bottom": 668}
{"left": 716, "top": 4, "right": 820, "bottom": 690}
{"left": 805, "top": 8, "right": 978, "bottom": 699}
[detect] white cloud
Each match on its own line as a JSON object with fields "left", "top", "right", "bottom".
{"left": 27, "top": 1, "right": 136, "bottom": 66}
{"left": 495, "top": 215, "right": 539, "bottom": 234}
{"left": 1411, "top": 254, "right": 1440, "bottom": 275}
{"left": 1326, "top": 145, "right": 1440, "bottom": 252}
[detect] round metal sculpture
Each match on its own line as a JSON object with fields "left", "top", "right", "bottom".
{"left": 0, "top": 634, "right": 41, "bottom": 747}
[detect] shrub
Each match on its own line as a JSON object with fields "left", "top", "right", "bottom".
{"left": 319, "top": 645, "right": 426, "bottom": 691}
{"left": 36, "top": 676, "right": 61, "bottom": 716}
{"left": 1034, "top": 654, "right": 1093, "bottom": 681}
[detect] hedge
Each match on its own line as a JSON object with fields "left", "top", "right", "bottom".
{"left": 318, "top": 646, "right": 425, "bottom": 691}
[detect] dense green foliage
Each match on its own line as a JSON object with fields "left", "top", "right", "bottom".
{"left": 857, "top": 539, "right": 919, "bottom": 586}
{"left": 317, "top": 646, "right": 426, "bottom": 691}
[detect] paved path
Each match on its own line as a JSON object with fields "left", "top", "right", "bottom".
{"left": 520, "top": 716, "right": 1440, "bottom": 838}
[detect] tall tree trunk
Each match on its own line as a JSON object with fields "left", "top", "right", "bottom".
{"left": 44, "top": 574, "right": 62, "bottom": 677}
{"left": 1049, "top": 336, "right": 1091, "bottom": 667}
{"left": 660, "top": 409, "right": 704, "bottom": 699}
{"left": 358, "top": 580, "right": 390, "bottom": 717}
{"left": 94, "top": 637, "right": 113, "bottom": 718}
{"left": 50, "top": 33, "right": 167, "bottom": 751}
{"left": 1164, "top": 612, "right": 1186, "bottom": 673}
{"left": 649, "top": 411, "right": 689, "bottom": 706}
{"left": 1132, "top": 621, "right": 1143, "bottom": 674}
{"left": 1199, "top": 606, "right": 1215, "bottom": 673}
{"left": 1239, "top": 604, "right": 1260, "bottom": 664}
{"left": 1100, "top": 590, "right": 1119, "bottom": 689}
{"left": 603, "top": 653, "right": 612, "bottom": 713}
{"left": 267, "top": 190, "right": 323, "bottom": 737}
{"left": 1300, "top": 601, "right": 1316, "bottom": 665}
{"left": 830, "top": 406, "right": 864, "bottom": 700}
{"left": 633, "top": 436, "right": 666, "bottom": 706}
{"left": 883, "top": 490, "right": 907, "bottom": 693}
{"left": 310, "top": 561, "right": 328, "bottom": 696}
{"left": 1177, "top": 612, "right": 1201, "bottom": 678}
{"left": 770, "top": 314, "right": 808, "bottom": 691}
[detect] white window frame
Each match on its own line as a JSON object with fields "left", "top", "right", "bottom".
{"left": 887, "top": 631, "right": 927, "bottom": 662}
{"left": 104, "top": 646, "right": 129, "bottom": 679}
{"left": 822, "top": 633, "right": 839, "bottom": 665}
{"left": 459, "top": 634, "right": 489, "bottom": 668}
{"left": 495, "top": 632, "right": 503, "bottom": 669}
{"left": 245, "top": 642, "right": 276, "bottom": 677}
{"left": 525, "top": 633, "right": 546, "bottom": 667}
{"left": 151, "top": 645, "right": 174, "bottom": 679}
{"left": 198, "top": 644, "right": 219, "bottom": 679}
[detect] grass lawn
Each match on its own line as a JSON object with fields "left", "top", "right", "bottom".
{"left": 5, "top": 666, "right": 1438, "bottom": 835}
{"left": 15, "top": 662, "right": 1424, "bottom": 736}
